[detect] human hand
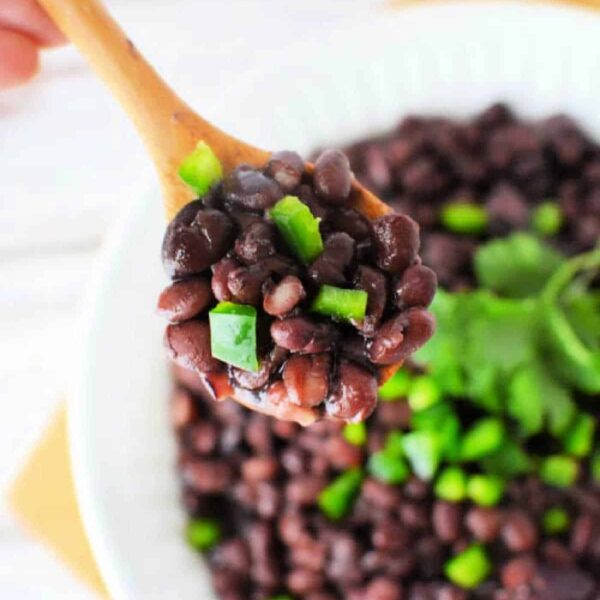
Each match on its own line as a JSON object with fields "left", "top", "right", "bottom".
{"left": 0, "top": 0, "right": 66, "bottom": 90}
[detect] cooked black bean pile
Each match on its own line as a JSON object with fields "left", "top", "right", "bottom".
{"left": 170, "top": 104, "right": 600, "bottom": 600}
{"left": 159, "top": 149, "right": 435, "bottom": 423}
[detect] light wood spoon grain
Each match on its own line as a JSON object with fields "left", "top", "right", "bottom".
{"left": 39, "top": 0, "right": 401, "bottom": 424}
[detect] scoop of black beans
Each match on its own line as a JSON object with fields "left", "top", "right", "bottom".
{"left": 159, "top": 149, "right": 435, "bottom": 422}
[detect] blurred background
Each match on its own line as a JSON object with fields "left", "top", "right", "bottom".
{"left": 0, "top": 1, "right": 379, "bottom": 596}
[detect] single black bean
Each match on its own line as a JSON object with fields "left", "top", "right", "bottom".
{"left": 263, "top": 275, "right": 306, "bottom": 317}
{"left": 271, "top": 317, "right": 336, "bottom": 353}
{"left": 265, "top": 150, "right": 305, "bottom": 191}
{"left": 231, "top": 345, "right": 287, "bottom": 391}
{"left": 157, "top": 276, "right": 213, "bottom": 322}
{"left": 234, "top": 221, "right": 277, "bottom": 264}
{"left": 354, "top": 265, "right": 388, "bottom": 335}
{"left": 308, "top": 232, "right": 355, "bottom": 287}
{"left": 371, "top": 213, "right": 420, "bottom": 274}
{"left": 329, "top": 208, "right": 371, "bottom": 240}
{"left": 282, "top": 353, "right": 330, "bottom": 407}
{"left": 314, "top": 149, "right": 353, "bottom": 204}
{"left": 164, "top": 320, "right": 222, "bottom": 372}
{"left": 227, "top": 263, "right": 271, "bottom": 305}
{"left": 325, "top": 360, "right": 378, "bottom": 421}
{"left": 395, "top": 264, "right": 437, "bottom": 310}
{"left": 369, "top": 308, "right": 435, "bottom": 365}
{"left": 211, "top": 257, "right": 240, "bottom": 302}
{"left": 223, "top": 165, "right": 283, "bottom": 210}
{"left": 162, "top": 205, "right": 236, "bottom": 279}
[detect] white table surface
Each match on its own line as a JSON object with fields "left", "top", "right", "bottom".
{"left": 0, "top": 0, "right": 380, "bottom": 596}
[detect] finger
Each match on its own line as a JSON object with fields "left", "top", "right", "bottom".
{"left": 0, "top": 28, "right": 39, "bottom": 90}
{"left": 0, "top": 0, "right": 66, "bottom": 47}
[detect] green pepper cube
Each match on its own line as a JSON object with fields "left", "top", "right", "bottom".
{"left": 178, "top": 141, "right": 223, "bottom": 195}
{"left": 378, "top": 368, "right": 412, "bottom": 401}
{"left": 543, "top": 507, "right": 571, "bottom": 535}
{"left": 441, "top": 202, "right": 488, "bottom": 235}
{"left": 540, "top": 455, "right": 579, "bottom": 488}
{"left": 343, "top": 422, "right": 367, "bottom": 447}
{"left": 402, "top": 430, "right": 442, "bottom": 481}
{"left": 209, "top": 302, "right": 259, "bottom": 372}
{"left": 445, "top": 544, "right": 492, "bottom": 589}
{"left": 311, "top": 285, "right": 368, "bottom": 322}
{"left": 318, "top": 468, "right": 363, "bottom": 520}
{"left": 270, "top": 195, "right": 323, "bottom": 264}
{"left": 185, "top": 518, "right": 221, "bottom": 551}
{"left": 532, "top": 201, "right": 563, "bottom": 237}
{"left": 563, "top": 413, "right": 595, "bottom": 457}
{"left": 368, "top": 450, "right": 409, "bottom": 484}
{"left": 592, "top": 450, "right": 600, "bottom": 484}
{"left": 384, "top": 430, "right": 405, "bottom": 457}
{"left": 460, "top": 418, "right": 505, "bottom": 461}
{"left": 467, "top": 474, "right": 505, "bottom": 507}
{"left": 408, "top": 375, "right": 441, "bottom": 412}
{"left": 435, "top": 466, "right": 468, "bottom": 502}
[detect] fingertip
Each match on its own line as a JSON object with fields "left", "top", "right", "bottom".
{"left": 0, "top": 29, "right": 40, "bottom": 90}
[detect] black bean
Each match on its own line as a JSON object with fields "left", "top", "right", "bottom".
{"left": 157, "top": 276, "right": 213, "bottom": 322}
{"left": 485, "top": 183, "right": 529, "bottom": 233}
{"left": 227, "top": 263, "right": 271, "bottom": 306}
{"left": 314, "top": 149, "right": 353, "bottom": 204}
{"left": 188, "top": 421, "right": 219, "bottom": 455}
{"left": 282, "top": 353, "right": 330, "bottom": 407}
{"left": 263, "top": 276, "right": 306, "bottom": 317}
{"left": 501, "top": 555, "right": 537, "bottom": 589}
{"left": 287, "top": 569, "right": 325, "bottom": 595}
{"left": 371, "top": 213, "right": 420, "bottom": 274}
{"left": 164, "top": 320, "right": 222, "bottom": 373}
{"left": 308, "top": 232, "right": 355, "bottom": 287}
{"left": 354, "top": 265, "right": 388, "bottom": 335}
{"left": 211, "top": 257, "right": 240, "bottom": 302}
{"left": 432, "top": 501, "right": 462, "bottom": 543}
{"left": 329, "top": 208, "right": 371, "bottom": 240}
{"left": 231, "top": 346, "right": 287, "bottom": 391}
{"left": 170, "top": 388, "right": 196, "bottom": 429}
{"left": 234, "top": 221, "right": 277, "bottom": 264}
{"left": 324, "top": 435, "right": 364, "bottom": 470}
{"left": 271, "top": 317, "right": 336, "bottom": 353}
{"left": 223, "top": 165, "right": 283, "bottom": 210}
{"left": 325, "top": 360, "right": 378, "bottom": 421}
{"left": 162, "top": 206, "right": 236, "bottom": 279}
{"left": 369, "top": 308, "right": 435, "bottom": 365}
{"left": 326, "top": 533, "right": 363, "bottom": 586}
{"left": 534, "top": 565, "right": 595, "bottom": 600}
{"left": 501, "top": 510, "right": 538, "bottom": 552}
{"left": 395, "top": 264, "right": 437, "bottom": 310}
{"left": 265, "top": 150, "right": 305, "bottom": 192}
{"left": 465, "top": 507, "right": 502, "bottom": 543}
{"left": 181, "top": 459, "right": 233, "bottom": 493}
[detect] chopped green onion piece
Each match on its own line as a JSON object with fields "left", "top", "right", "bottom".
{"left": 532, "top": 201, "right": 563, "bottom": 236}
{"left": 378, "top": 368, "right": 412, "bottom": 401}
{"left": 563, "top": 413, "right": 596, "bottom": 457}
{"left": 540, "top": 455, "right": 579, "bottom": 488}
{"left": 543, "top": 507, "right": 571, "bottom": 535}
{"left": 460, "top": 418, "right": 505, "bottom": 461}
{"left": 445, "top": 544, "right": 492, "bottom": 589}
{"left": 270, "top": 195, "right": 323, "bottom": 264}
{"left": 591, "top": 450, "right": 600, "bottom": 484}
{"left": 311, "top": 285, "right": 368, "bottom": 322}
{"left": 178, "top": 141, "right": 223, "bottom": 195}
{"left": 467, "top": 474, "right": 505, "bottom": 507}
{"left": 402, "top": 430, "right": 443, "bottom": 481}
{"left": 343, "top": 422, "right": 367, "bottom": 447}
{"left": 435, "top": 467, "right": 468, "bottom": 502}
{"left": 185, "top": 518, "right": 221, "bottom": 551}
{"left": 441, "top": 202, "right": 488, "bottom": 235}
{"left": 408, "top": 375, "right": 441, "bottom": 412}
{"left": 209, "top": 302, "right": 259, "bottom": 372}
{"left": 318, "top": 468, "right": 363, "bottom": 520}
{"left": 368, "top": 450, "right": 410, "bottom": 484}
{"left": 384, "top": 431, "right": 405, "bottom": 457}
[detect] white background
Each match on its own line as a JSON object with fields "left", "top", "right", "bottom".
{"left": 0, "top": 0, "right": 380, "bottom": 597}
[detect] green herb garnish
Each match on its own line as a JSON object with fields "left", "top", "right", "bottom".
{"left": 178, "top": 141, "right": 223, "bottom": 195}
{"left": 532, "top": 201, "right": 563, "bottom": 236}
{"left": 441, "top": 202, "right": 488, "bottom": 235}
{"left": 435, "top": 466, "right": 468, "bottom": 502}
{"left": 311, "top": 285, "right": 368, "bottom": 322}
{"left": 318, "top": 468, "right": 363, "bottom": 520}
{"left": 209, "top": 302, "right": 259, "bottom": 372}
{"left": 445, "top": 544, "right": 492, "bottom": 589}
{"left": 185, "top": 518, "right": 221, "bottom": 551}
{"left": 460, "top": 418, "right": 505, "bottom": 461}
{"left": 270, "top": 195, "right": 323, "bottom": 264}
{"left": 343, "top": 422, "right": 367, "bottom": 447}
{"left": 543, "top": 507, "right": 570, "bottom": 535}
{"left": 407, "top": 375, "right": 441, "bottom": 412}
{"left": 467, "top": 474, "right": 505, "bottom": 507}
{"left": 563, "top": 413, "right": 596, "bottom": 457}
{"left": 368, "top": 450, "right": 410, "bottom": 484}
{"left": 540, "top": 455, "right": 579, "bottom": 488}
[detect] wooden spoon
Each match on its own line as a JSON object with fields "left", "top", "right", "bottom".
{"left": 39, "top": 0, "right": 400, "bottom": 424}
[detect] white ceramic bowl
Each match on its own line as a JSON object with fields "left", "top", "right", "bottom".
{"left": 71, "top": 3, "right": 600, "bottom": 599}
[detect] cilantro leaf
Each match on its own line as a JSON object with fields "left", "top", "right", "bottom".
{"left": 475, "top": 233, "right": 563, "bottom": 298}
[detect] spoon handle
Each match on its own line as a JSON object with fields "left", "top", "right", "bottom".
{"left": 38, "top": 0, "right": 269, "bottom": 218}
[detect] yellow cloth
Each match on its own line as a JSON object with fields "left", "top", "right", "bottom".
{"left": 7, "top": 2, "right": 600, "bottom": 598}
{"left": 8, "top": 406, "right": 108, "bottom": 598}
